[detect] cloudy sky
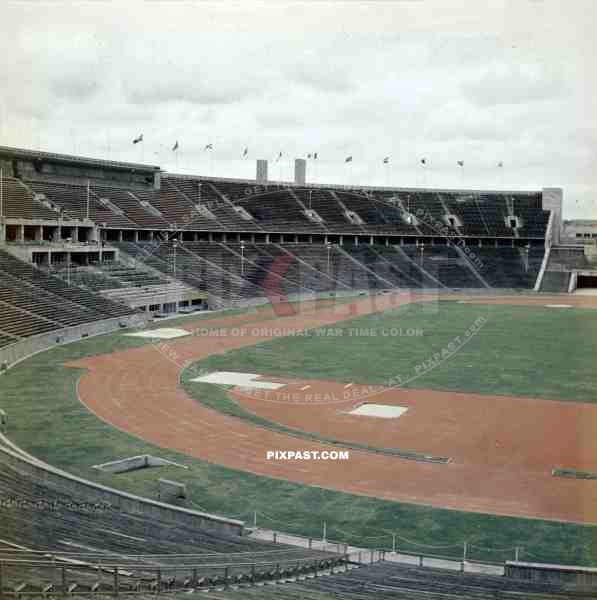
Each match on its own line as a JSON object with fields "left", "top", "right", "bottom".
{"left": 0, "top": 0, "right": 595, "bottom": 217}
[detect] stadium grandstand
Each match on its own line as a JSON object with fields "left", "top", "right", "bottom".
{"left": 0, "top": 144, "right": 581, "bottom": 329}
{"left": 1, "top": 144, "right": 597, "bottom": 599}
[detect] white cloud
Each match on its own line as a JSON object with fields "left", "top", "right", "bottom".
{"left": 0, "top": 0, "right": 595, "bottom": 218}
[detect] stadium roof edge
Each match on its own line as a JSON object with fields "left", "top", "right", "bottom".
{"left": 0, "top": 146, "right": 546, "bottom": 196}
{"left": 0, "top": 145, "right": 160, "bottom": 172}
{"left": 163, "top": 171, "right": 544, "bottom": 197}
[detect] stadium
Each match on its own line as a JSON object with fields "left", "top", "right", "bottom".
{"left": 1, "top": 1, "right": 597, "bottom": 598}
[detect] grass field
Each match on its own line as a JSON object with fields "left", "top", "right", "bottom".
{"left": 185, "top": 300, "right": 597, "bottom": 402}
{"left": 1, "top": 301, "right": 597, "bottom": 565}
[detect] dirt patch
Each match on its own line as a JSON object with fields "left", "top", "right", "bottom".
{"left": 231, "top": 381, "right": 597, "bottom": 472}
{"left": 457, "top": 294, "right": 597, "bottom": 309}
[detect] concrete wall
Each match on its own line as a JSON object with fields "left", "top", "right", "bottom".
{"left": 158, "top": 478, "right": 187, "bottom": 503}
{"left": 505, "top": 561, "right": 597, "bottom": 588}
{"left": 0, "top": 440, "right": 243, "bottom": 535}
{"left": 94, "top": 454, "right": 187, "bottom": 474}
{"left": 0, "top": 315, "right": 145, "bottom": 368}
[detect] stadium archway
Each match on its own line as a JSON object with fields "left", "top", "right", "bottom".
{"left": 570, "top": 270, "right": 597, "bottom": 294}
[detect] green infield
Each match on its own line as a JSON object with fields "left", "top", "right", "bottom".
{"left": 186, "top": 300, "right": 597, "bottom": 402}
{"left": 1, "top": 301, "right": 597, "bottom": 565}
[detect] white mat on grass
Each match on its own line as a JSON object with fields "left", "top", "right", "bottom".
{"left": 125, "top": 327, "right": 190, "bottom": 339}
{"left": 190, "top": 371, "right": 286, "bottom": 390}
{"left": 349, "top": 404, "right": 408, "bottom": 419}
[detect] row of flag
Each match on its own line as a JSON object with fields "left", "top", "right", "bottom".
{"left": 345, "top": 155, "right": 504, "bottom": 167}
{"left": 132, "top": 134, "right": 505, "bottom": 167}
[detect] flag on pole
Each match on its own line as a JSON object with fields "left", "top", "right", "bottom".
{"left": 313, "top": 152, "right": 318, "bottom": 160}
{"left": 242, "top": 147, "right": 248, "bottom": 157}
{"left": 457, "top": 160, "right": 464, "bottom": 167}
{"left": 276, "top": 151, "right": 283, "bottom": 162}
{"left": 345, "top": 156, "right": 353, "bottom": 163}
{"left": 132, "top": 133, "right": 143, "bottom": 144}
{"left": 498, "top": 161, "right": 504, "bottom": 168}
{"left": 420, "top": 158, "right": 426, "bottom": 165}
{"left": 172, "top": 141, "right": 179, "bottom": 151}
{"left": 383, "top": 156, "right": 390, "bottom": 164}
{"left": 307, "top": 153, "right": 312, "bottom": 159}
{"left": 204, "top": 143, "right": 213, "bottom": 151}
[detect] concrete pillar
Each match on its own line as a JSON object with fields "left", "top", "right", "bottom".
{"left": 369, "top": 236, "right": 374, "bottom": 245}
{"left": 256, "top": 160, "right": 268, "bottom": 183}
{"left": 354, "top": 236, "right": 358, "bottom": 246}
{"left": 148, "top": 230, "right": 154, "bottom": 242}
{"left": 71, "top": 226, "right": 78, "bottom": 243}
{"left": 0, "top": 222, "right": 5, "bottom": 244}
{"left": 17, "top": 224, "right": 24, "bottom": 243}
{"left": 280, "top": 234, "right": 285, "bottom": 244}
{"left": 222, "top": 232, "right": 227, "bottom": 243}
{"left": 294, "top": 234, "right": 299, "bottom": 243}
{"left": 251, "top": 233, "right": 255, "bottom": 243}
{"left": 324, "top": 234, "right": 328, "bottom": 244}
{"left": 294, "top": 159, "right": 306, "bottom": 186}
{"left": 542, "top": 188, "right": 563, "bottom": 245}
{"left": 265, "top": 233, "right": 270, "bottom": 244}
{"left": 118, "top": 230, "right": 123, "bottom": 242}
{"left": 134, "top": 230, "right": 139, "bottom": 242}
{"left": 309, "top": 234, "right": 313, "bottom": 244}
{"left": 90, "top": 226, "right": 98, "bottom": 244}
{"left": 35, "top": 226, "right": 42, "bottom": 242}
